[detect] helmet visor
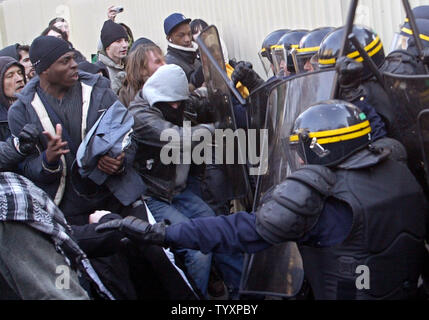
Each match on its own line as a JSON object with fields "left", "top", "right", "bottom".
{"left": 271, "top": 46, "right": 290, "bottom": 77}
{"left": 292, "top": 50, "right": 317, "bottom": 74}
{"left": 390, "top": 32, "right": 411, "bottom": 52}
{"left": 258, "top": 49, "right": 274, "bottom": 78}
{"left": 286, "top": 138, "right": 307, "bottom": 171}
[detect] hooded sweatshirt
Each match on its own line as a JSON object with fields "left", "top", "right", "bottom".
{"left": 130, "top": 64, "right": 214, "bottom": 202}
{"left": 0, "top": 57, "right": 25, "bottom": 141}
{"left": 0, "top": 44, "right": 20, "bottom": 61}
{"left": 143, "top": 64, "right": 191, "bottom": 192}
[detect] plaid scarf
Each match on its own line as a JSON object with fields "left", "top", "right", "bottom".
{"left": 0, "top": 172, "right": 114, "bottom": 300}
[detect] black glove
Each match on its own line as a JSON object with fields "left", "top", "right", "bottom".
{"left": 231, "top": 61, "right": 264, "bottom": 92}
{"left": 190, "top": 65, "right": 205, "bottom": 89}
{"left": 95, "top": 216, "right": 166, "bottom": 247}
{"left": 186, "top": 96, "right": 215, "bottom": 123}
{"left": 336, "top": 56, "right": 363, "bottom": 88}
{"left": 17, "top": 124, "right": 40, "bottom": 155}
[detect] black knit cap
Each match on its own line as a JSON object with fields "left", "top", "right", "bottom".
{"left": 29, "top": 36, "right": 74, "bottom": 74}
{"left": 100, "top": 20, "right": 128, "bottom": 50}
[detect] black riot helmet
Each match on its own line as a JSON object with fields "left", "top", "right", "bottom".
{"left": 271, "top": 30, "right": 308, "bottom": 76}
{"left": 292, "top": 27, "right": 335, "bottom": 73}
{"left": 258, "top": 29, "right": 290, "bottom": 77}
{"left": 391, "top": 19, "right": 429, "bottom": 53}
{"left": 318, "top": 25, "right": 385, "bottom": 79}
{"left": 408, "top": 5, "right": 429, "bottom": 21}
{"left": 289, "top": 100, "right": 372, "bottom": 167}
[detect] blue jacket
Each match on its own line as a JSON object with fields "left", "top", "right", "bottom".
{"left": 165, "top": 197, "right": 353, "bottom": 254}
{"left": 8, "top": 72, "right": 128, "bottom": 225}
{"left": 76, "top": 100, "right": 146, "bottom": 206}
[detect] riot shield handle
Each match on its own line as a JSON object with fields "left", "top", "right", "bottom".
{"left": 401, "top": 0, "right": 429, "bottom": 73}
{"left": 196, "top": 35, "right": 247, "bottom": 105}
{"left": 330, "top": 0, "right": 360, "bottom": 99}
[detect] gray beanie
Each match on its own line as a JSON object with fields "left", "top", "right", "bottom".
{"left": 143, "top": 64, "right": 189, "bottom": 107}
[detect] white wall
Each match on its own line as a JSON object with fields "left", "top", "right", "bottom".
{"left": 0, "top": 0, "right": 427, "bottom": 77}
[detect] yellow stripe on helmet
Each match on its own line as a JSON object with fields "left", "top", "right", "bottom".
{"left": 318, "top": 58, "right": 337, "bottom": 65}
{"left": 297, "top": 46, "right": 320, "bottom": 53}
{"left": 289, "top": 120, "right": 371, "bottom": 143}
{"left": 270, "top": 44, "right": 284, "bottom": 50}
{"left": 401, "top": 27, "right": 429, "bottom": 42}
{"left": 352, "top": 42, "right": 383, "bottom": 62}
{"left": 347, "top": 36, "right": 380, "bottom": 59}
{"left": 319, "top": 37, "right": 382, "bottom": 65}
{"left": 316, "top": 127, "right": 371, "bottom": 144}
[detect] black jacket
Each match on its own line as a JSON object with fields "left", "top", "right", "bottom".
{"left": 129, "top": 90, "right": 214, "bottom": 203}
{"left": 165, "top": 45, "right": 202, "bottom": 87}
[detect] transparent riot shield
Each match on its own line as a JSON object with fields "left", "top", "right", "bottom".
{"left": 240, "top": 69, "right": 336, "bottom": 298}
{"left": 196, "top": 25, "right": 250, "bottom": 200}
{"left": 383, "top": 72, "right": 429, "bottom": 194}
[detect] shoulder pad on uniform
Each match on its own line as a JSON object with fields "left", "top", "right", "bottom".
{"left": 255, "top": 197, "right": 321, "bottom": 244}
{"left": 285, "top": 165, "right": 336, "bottom": 196}
{"left": 272, "top": 165, "right": 335, "bottom": 217}
{"left": 255, "top": 166, "right": 335, "bottom": 244}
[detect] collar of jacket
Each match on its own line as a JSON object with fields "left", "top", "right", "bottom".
{"left": 167, "top": 42, "right": 198, "bottom": 65}
{"left": 337, "top": 147, "right": 390, "bottom": 170}
{"left": 98, "top": 52, "right": 125, "bottom": 70}
{"left": 15, "top": 71, "right": 100, "bottom": 105}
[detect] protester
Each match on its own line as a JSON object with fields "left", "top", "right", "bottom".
{"left": 7, "top": 36, "right": 137, "bottom": 298}
{"left": 0, "top": 44, "right": 35, "bottom": 81}
{"left": 130, "top": 64, "right": 243, "bottom": 298}
{"left": 96, "top": 20, "right": 129, "bottom": 94}
{"left": 0, "top": 57, "right": 26, "bottom": 142}
{"left": 118, "top": 42, "right": 165, "bottom": 107}
{"left": 0, "top": 172, "right": 107, "bottom": 300}
{"left": 164, "top": 13, "right": 204, "bottom": 91}
{"left": 42, "top": 23, "right": 86, "bottom": 63}
{"left": 77, "top": 61, "right": 110, "bottom": 79}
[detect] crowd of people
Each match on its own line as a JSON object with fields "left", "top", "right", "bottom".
{"left": 0, "top": 3, "right": 429, "bottom": 300}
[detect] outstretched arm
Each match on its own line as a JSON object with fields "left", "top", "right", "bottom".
{"left": 165, "top": 211, "right": 272, "bottom": 254}
{"left": 96, "top": 211, "right": 272, "bottom": 255}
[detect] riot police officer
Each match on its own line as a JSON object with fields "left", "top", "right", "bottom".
{"left": 258, "top": 29, "right": 290, "bottom": 78}
{"left": 381, "top": 19, "right": 429, "bottom": 196}
{"left": 317, "top": 25, "right": 389, "bottom": 142}
{"left": 291, "top": 27, "right": 335, "bottom": 73}
{"left": 271, "top": 29, "right": 308, "bottom": 76}
{"left": 96, "top": 100, "right": 428, "bottom": 300}
{"left": 384, "top": 19, "right": 429, "bottom": 75}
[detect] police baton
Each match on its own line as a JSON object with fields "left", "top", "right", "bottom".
{"left": 401, "top": 0, "right": 429, "bottom": 73}
{"left": 330, "top": 0, "right": 360, "bottom": 99}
